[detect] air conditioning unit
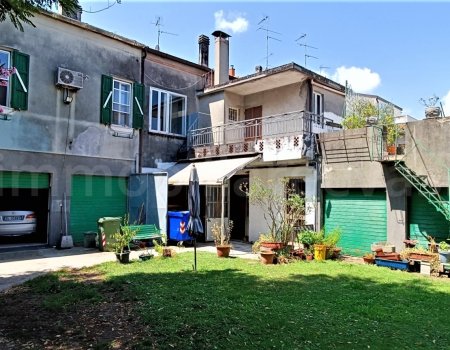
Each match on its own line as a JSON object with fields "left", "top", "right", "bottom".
{"left": 56, "top": 67, "right": 84, "bottom": 89}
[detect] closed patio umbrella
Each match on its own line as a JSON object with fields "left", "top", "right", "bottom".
{"left": 187, "top": 165, "right": 203, "bottom": 271}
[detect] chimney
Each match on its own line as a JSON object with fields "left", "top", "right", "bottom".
{"left": 229, "top": 65, "right": 235, "bottom": 77}
{"left": 212, "top": 30, "right": 231, "bottom": 85}
{"left": 198, "top": 35, "right": 210, "bottom": 67}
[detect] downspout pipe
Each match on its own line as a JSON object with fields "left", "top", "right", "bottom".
{"left": 138, "top": 47, "right": 148, "bottom": 174}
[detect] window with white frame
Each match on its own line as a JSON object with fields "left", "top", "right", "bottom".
{"left": 112, "top": 79, "right": 132, "bottom": 127}
{"left": 228, "top": 107, "right": 238, "bottom": 122}
{"left": 0, "top": 50, "right": 11, "bottom": 107}
{"left": 150, "top": 87, "right": 187, "bottom": 136}
{"left": 313, "top": 92, "right": 324, "bottom": 123}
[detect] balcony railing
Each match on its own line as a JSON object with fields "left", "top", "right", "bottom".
{"left": 189, "top": 110, "right": 335, "bottom": 148}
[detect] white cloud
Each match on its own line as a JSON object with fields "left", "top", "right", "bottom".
{"left": 441, "top": 90, "right": 450, "bottom": 116}
{"left": 332, "top": 66, "right": 381, "bottom": 93}
{"left": 214, "top": 10, "right": 249, "bottom": 34}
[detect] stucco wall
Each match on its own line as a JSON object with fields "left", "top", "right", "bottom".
{"left": 320, "top": 128, "right": 386, "bottom": 188}
{"left": 198, "top": 91, "right": 225, "bottom": 128}
{"left": 404, "top": 118, "right": 450, "bottom": 187}
{"left": 248, "top": 166, "right": 316, "bottom": 243}
{"left": 0, "top": 14, "right": 141, "bottom": 160}
{"left": 244, "top": 83, "right": 305, "bottom": 116}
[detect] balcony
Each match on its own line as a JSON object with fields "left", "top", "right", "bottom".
{"left": 188, "top": 111, "right": 339, "bottom": 160}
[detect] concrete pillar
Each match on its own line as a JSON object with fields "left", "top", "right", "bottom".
{"left": 384, "top": 165, "right": 408, "bottom": 252}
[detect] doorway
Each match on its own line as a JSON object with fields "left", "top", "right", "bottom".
{"left": 244, "top": 106, "right": 262, "bottom": 141}
{"left": 229, "top": 175, "right": 248, "bottom": 241}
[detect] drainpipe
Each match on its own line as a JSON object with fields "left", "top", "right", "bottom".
{"left": 138, "top": 47, "right": 148, "bottom": 173}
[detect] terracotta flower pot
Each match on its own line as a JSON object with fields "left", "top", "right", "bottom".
{"left": 261, "top": 242, "right": 285, "bottom": 250}
{"left": 363, "top": 256, "right": 375, "bottom": 264}
{"left": 387, "top": 145, "right": 396, "bottom": 155}
{"left": 260, "top": 251, "right": 275, "bottom": 264}
{"left": 216, "top": 245, "right": 231, "bottom": 258}
{"left": 162, "top": 247, "right": 173, "bottom": 257}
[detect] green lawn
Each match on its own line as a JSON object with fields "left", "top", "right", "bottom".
{"left": 27, "top": 253, "right": 450, "bottom": 349}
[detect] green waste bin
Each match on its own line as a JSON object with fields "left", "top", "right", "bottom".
{"left": 97, "top": 217, "right": 121, "bottom": 252}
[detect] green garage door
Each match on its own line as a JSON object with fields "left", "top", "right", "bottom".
{"left": 409, "top": 189, "right": 449, "bottom": 247}
{"left": 70, "top": 175, "right": 127, "bottom": 244}
{"left": 0, "top": 171, "right": 49, "bottom": 188}
{"left": 324, "top": 189, "right": 387, "bottom": 256}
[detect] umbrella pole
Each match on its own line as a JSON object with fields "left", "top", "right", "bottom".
{"left": 194, "top": 238, "right": 197, "bottom": 271}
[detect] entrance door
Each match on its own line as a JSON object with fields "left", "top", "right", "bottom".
{"left": 230, "top": 175, "right": 248, "bottom": 240}
{"left": 244, "top": 106, "right": 262, "bottom": 141}
{"left": 205, "top": 185, "right": 228, "bottom": 242}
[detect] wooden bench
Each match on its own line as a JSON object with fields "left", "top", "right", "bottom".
{"left": 125, "top": 224, "right": 162, "bottom": 242}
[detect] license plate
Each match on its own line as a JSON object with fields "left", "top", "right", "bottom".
{"left": 3, "top": 216, "right": 24, "bottom": 221}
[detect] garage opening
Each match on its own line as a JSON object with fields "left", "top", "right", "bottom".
{"left": 0, "top": 172, "right": 50, "bottom": 246}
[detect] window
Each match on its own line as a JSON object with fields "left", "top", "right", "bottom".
{"left": 100, "top": 75, "right": 144, "bottom": 129}
{"left": 313, "top": 92, "right": 324, "bottom": 123}
{"left": 228, "top": 107, "right": 238, "bottom": 122}
{"left": 0, "top": 49, "right": 29, "bottom": 111}
{"left": 0, "top": 50, "right": 11, "bottom": 106}
{"left": 112, "top": 79, "right": 132, "bottom": 127}
{"left": 150, "top": 88, "right": 187, "bottom": 136}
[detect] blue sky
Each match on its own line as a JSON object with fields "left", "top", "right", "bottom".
{"left": 79, "top": 1, "right": 450, "bottom": 119}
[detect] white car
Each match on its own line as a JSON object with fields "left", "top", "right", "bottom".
{"left": 0, "top": 211, "right": 37, "bottom": 236}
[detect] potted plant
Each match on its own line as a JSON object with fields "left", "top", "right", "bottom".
{"left": 438, "top": 241, "right": 450, "bottom": 263}
{"left": 305, "top": 248, "right": 314, "bottom": 261}
{"left": 242, "top": 178, "right": 308, "bottom": 253}
{"left": 420, "top": 95, "right": 441, "bottom": 119}
{"left": 363, "top": 252, "right": 375, "bottom": 264}
{"left": 260, "top": 250, "right": 276, "bottom": 264}
{"left": 323, "top": 227, "right": 342, "bottom": 259}
{"left": 112, "top": 217, "right": 140, "bottom": 264}
{"left": 211, "top": 220, "right": 233, "bottom": 258}
{"left": 152, "top": 232, "right": 174, "bottom": 258}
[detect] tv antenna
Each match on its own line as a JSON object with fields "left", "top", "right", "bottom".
{"left": 305, "top": 54, "right": 318, "bottom": 67}
{"left": 152, "top": 16, "right": 178, "bottom": 51}
{"left": 257, "top": 15, "right": 281, "bottom": 70}
{"left": 319, "top": 65, "right": 330, "bottom": 75}
{"left": 296, "top": 33, "right": 318, "bottom": 67}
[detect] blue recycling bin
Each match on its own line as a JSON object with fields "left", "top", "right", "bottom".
{"left": 168, "top": 211, "right": 191, "bottom": 241}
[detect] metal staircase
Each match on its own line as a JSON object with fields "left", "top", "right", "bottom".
{"left": 394, "top": 161, "right": 450, "bottom": 221}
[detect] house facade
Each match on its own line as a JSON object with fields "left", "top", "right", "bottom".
{"left": 0, "top": 11, "right": 211, "bottom": 246}
{"left": 320, "top": 117, "right": 450, "bottom": 255}
{"left": 166, "top": 31, "right": 346, "bottom": 243}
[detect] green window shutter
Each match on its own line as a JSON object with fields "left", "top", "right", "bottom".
{"left": 11, "top": 51, "right": 30, "bottom": 110}
{"left": 132, "top": 82, "right": 144, "bottom": 129}
{"left": 100, "top": 75, "right": 113, "bottom": 125}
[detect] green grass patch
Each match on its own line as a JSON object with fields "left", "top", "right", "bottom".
{"left": 30, "top": 254, "right": 450, "bottom": 349}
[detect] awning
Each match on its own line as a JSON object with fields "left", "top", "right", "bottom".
{"left": 167, "top": 156, "right": 259, "bottom": 186}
